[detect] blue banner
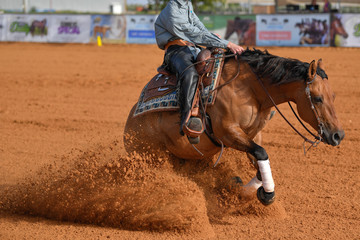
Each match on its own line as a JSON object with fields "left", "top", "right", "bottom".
{"left": 128, "top": 30, "right": 155, "bottom": 38}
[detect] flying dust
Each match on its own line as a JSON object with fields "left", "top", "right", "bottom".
{"left": 0, "top": 139, "right": 286, "bottom": 235}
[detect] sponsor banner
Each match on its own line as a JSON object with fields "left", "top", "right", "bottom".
{"left": 256, "top": 14, "right": 330, "bottom": 47}
{"left": 0, "top": 15, "right": 5, "bottom": 41}
{"left": 126, "top": 15, "right": 157, "bottom": 44}
{"left": 48, "top": 15, "right": 91, "bottom": 43}
{"left": 331, "top": 14, "right": 360, "bottom": 47}
{"left": 90, "top": 15, "right": 126, "bottom": 43}
{"left": 6, "top": 14, "right": 50, "bottom": 42}
{"left": 199, "top": 15, "right": 256, "bottom": 46}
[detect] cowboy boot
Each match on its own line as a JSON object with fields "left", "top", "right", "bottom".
{"left": 179, "top": 68, "right": 203, "bottom": 144}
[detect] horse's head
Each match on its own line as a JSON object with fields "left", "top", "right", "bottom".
{"left": 295, "top": 59, "right": 344, "bottom": 146}
{"left": 332, "top": 17, "right": 348, "bottom": 38}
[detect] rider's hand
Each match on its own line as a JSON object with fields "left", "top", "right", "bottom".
{"left": 227, "top": 42, "right": 244, "bottom": 55}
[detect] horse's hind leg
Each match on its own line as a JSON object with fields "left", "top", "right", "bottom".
{"left": 243, "top": 132, "right": 263, "bottom": 194}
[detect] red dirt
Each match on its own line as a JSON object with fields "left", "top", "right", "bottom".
{"left": 0, "top": 43, "right": 359, "bottom": 239}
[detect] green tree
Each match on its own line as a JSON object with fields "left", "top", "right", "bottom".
{"left": 148, "top": 0, "right": 224, "bottom": 13}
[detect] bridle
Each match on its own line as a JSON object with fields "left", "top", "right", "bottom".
{"left": 197, "top": 53, "right": 325, "bottom": 146}
{"left": 296, "top": 74, "right": 325, "bottom": 139}
{"left": 253, "top": 65, "right": 324, "bottom": 154}
{"left": 209, "top": 54, "right": 324, "bottom": 154}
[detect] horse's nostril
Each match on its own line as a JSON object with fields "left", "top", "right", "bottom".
{"left": 331, "top": 131, "right": 344, "bottom": 145}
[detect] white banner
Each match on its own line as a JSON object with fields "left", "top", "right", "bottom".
{"left": 6, "top": 14, "right": 51, "bottom": 42}
{"left": 48, "top": 15, "right": 91, "bottom": 43}
{"left": 0, "top": 15, "right": 5, "bottom": 41}
{"left": 256, "top": 14, "right": 330, "bottom": 47}
{"left": 126, "top": 15, "right": 157, "bottom": 44}
{"left": 331, "top": 14, "right": 360, "bottom": 47}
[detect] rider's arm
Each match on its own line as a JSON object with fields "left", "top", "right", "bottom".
{"left": 164, "top": 2, "right": 229, "bottom": 48}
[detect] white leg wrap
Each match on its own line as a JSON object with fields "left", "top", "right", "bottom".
{"left": 258, "top": 159, "right": 275, "bottom": 192}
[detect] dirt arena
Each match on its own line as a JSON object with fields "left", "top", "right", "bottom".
{"left": 0, "top": 43, "right": 359, "bottom": 239}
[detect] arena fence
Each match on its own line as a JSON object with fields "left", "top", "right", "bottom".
{"left": 0, "top": 13, "right": 359, "bottom": 47}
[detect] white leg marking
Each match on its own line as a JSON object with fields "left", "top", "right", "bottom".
{"left": 242, "top": 176, "right": 262, "bottom": 196}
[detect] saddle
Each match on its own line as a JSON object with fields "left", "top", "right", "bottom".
{"left": 145, "top": 48, "right": 225, "bottom": 103}
{"left": 136, "top": 48, "right": 225, "bottom": 139}
{"left": 140, "top": 48, "right": 226, "bottom": 139}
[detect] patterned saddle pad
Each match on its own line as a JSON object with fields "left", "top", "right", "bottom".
{"left": 134, "top": 49, "right": 225, "bottom": 117}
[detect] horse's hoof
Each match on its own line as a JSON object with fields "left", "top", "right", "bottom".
{"left": 257, "top": 186, "right": 275, "bottom": 206}
{"left": 188, "top": 136, "right": 200, "bottom": 144}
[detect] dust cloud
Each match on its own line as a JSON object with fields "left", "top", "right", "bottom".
{"left": 0, "top": 139, "right": 285, "bottom": 236}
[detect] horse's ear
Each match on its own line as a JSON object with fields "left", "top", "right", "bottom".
{"left": 317, "top": 58, "right": 325, "bottom": 70}
{"left": 308, "top": 60, "right": 317, "bottom": 81}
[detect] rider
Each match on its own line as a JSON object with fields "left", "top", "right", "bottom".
{"left": 155, "top": 0, "right": 244, "bottom": 142}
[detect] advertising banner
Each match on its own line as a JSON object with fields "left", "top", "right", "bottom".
{"left": 126, "top": 15, "right": 157, "bottom": 44}
{"left": 331, "top": 14, "right": 360, "bottom": 47}
{"left": 256, "top": 14, "right": 330, "bottom": 47}
{"left": 90, "top": 15, "right": 126, "bottom": 43}
{"left": 48, "top": 15, "right": 91, "bottom": 43}
{"left": 0, "top": 15, "right": 5, "bottom": 41}
{"left": 6, "top": 14, "right": 50, "bottom": 42}
{"left": 0, "top": 15, "right": 4, "bottom": 41}
{"left": 199, "top": 15, "right": 256, "bottom": 46}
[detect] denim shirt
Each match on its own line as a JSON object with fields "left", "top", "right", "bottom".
{"left": 154, "top": 0, "right": 229, "bottom": 55}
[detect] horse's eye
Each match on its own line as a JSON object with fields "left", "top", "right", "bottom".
{"left": 313, "top": 96, "right": 323, "bottom": 104}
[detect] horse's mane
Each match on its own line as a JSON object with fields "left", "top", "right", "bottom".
{"left": 235, "top": 48, "right": 328, "bottom": 85}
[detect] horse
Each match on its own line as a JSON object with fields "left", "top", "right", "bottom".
{"left": 124, "top": 49, "right": 344, "bottom": 206}
{"left": 330, "top": 15, "right": 348, "bottom": 46}
{"left": 29, "top": 19, "right": 47, "bottom": 36}
{"left": 224, "top": 17, "right": 256, "bottom": 46}
{"left": 243, "top": 22, "right": 256, "bottom": 46}
{"left": 93, "top": 25, "right": 112, "bottom": 39}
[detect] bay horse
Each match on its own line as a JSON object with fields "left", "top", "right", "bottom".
{"left": 124, "top": 49, "right": 344, "bottom": 206}
{"left": 330, "top": 15, "right": 348, "bottom": 46}
{"left": 224, "top": 17, "right": 256, "bottom": 46}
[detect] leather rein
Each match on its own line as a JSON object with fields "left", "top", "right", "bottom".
{"left": 185, "top": 52, "right": 324, "bottom": 163}
{"left": 253, "top": 70, "right": 324, "bottom": 154}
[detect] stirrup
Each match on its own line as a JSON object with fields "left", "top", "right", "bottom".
{"left": 183, "top": 117, "right": 204, "bottom": 139}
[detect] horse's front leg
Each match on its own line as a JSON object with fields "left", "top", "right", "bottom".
{"left": 243, "top": 132, "right": 275, "bottom": 205}
{"left": 221, "top": 127, "right": 275, "bottom": 205}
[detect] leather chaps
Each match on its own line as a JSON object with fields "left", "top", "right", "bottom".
{"left": 164, "top": 45, "right": 200, "bottom": 134}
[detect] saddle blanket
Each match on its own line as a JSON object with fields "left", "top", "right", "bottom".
{"left": 133, "top": 51, "right": 224, "bottom": 117}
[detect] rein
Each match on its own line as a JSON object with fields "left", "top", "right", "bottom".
{"left": 179, "top": 52, "right": 238, "bottom": 166}
{"left": 252, "top": 68, "right": 324, "bottom": 154}
{"left": 182, "top": 52, "right": 324, "bottom": 161}
{"left": 202, "top": 53, "right": 324, "bottom": 156}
